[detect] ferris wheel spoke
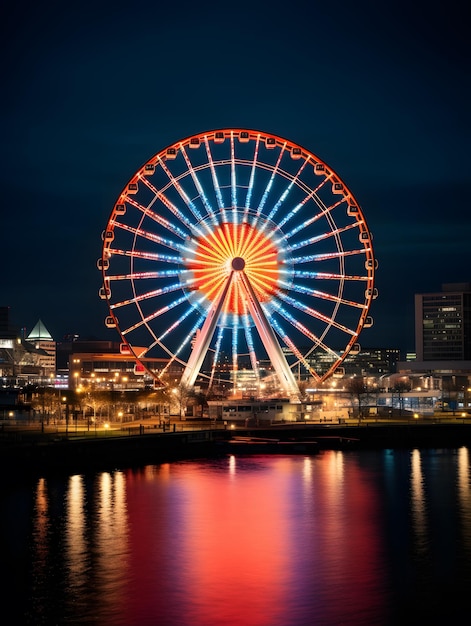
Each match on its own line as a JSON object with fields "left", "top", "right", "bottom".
{"left": 142, "top": 299, "right": 206, "bottom": 366}
{"left": 111, "top": 288, "right": 186, "bottom": 311}
{"left": 280, "top": 281, "right": 367, "bottom": 310}
{"left": 107, "top": 270, "right": 182, "bottom": 282}
{"left": 158, "top": 307, "right": 200, "bottom": 344}
{"left": 242, "top": 314, "right": 261, "bottom": 381}
{"left": 239, "top": 227, "right": 277, "bottom": 264}
{"left": 208, "top": 322, "right": 226, "bottom": 389}
{"left": 220, "top": 222, "right": 241, "bottom": 257}
{"left": 111, "top": 248, "right": 182, "bottom": 264}
{"left": 179, "top": 144, "right": 216, "bottom": 224}
{"left": 188, "top": 229, "right": 233, "bottom": 262}
{"left": 268, "top": 316, "right": 319, "bottom": 380}
{"left": 203, "top": 136, "right": 224, "bottom": 218}
{"left": 275, "top": 291, "right": 358, "bottom": 336}
{"left": 255, "top": 142, "right": 287, "bottom": 218}
{"left": 283, "top": 198, "right": 349, "bottom": 239}
{"left": 269, "top": 299, "right": 352, "bottom": 357}
{"left": 248, "top": 272, "right": 281, "bottom": 299}
{"left": 293, "top": 270, "right": 370, "bottom": 282}
{"left": 188, "top": 279, "right": 226, "bottom": 303}
{"left": 276, "top": 178, "right": 332, "bottom": 231}
{"left": 288, "top": 222, "right": 360, "bottom": 252}
{"left": 230, "top": 132, "right": 238, "bottom": 212}
{"left": 265, "top": 157, "right": 310, "bottom": 225}
{"left": 113, "top": 221, "right": 187, "bottom": 254}
{"left": 231, "top": 321, "right": 238, "bottom": 381}
{"left": 157, "top": 154, "right": 211, "bottom": 232}
{"left": 142, "top": 336, "right": 187, "bottom": 363}
{"left": 290, "top": 248, "right": 369, "bottom": 264}
{"left": 185, "top": 270, "right": 227, "bottom": 297}
{"left": 245, "top": 135, "right": 261, "bottom": 220}
{"left": 118, "top": 299, "right": 192, "bottom": 339}
{"left": 311, "top": 193, "right": 347, "bottom": 216}
{"left": 161, "top": 316, "right": 203, "bottom": 370}
{"left": 125, "top": 192, "right": 196, "bottom": 239}
{"left": 289, "top": 323, "right": 341, "bottom": 363}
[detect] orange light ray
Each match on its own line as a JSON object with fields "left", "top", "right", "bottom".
{"left": 185, "top": 223, "right": 281, "bottom": 315}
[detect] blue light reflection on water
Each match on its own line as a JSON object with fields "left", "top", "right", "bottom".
{"left": 2, "top": 447, "right": 471, "bottom": 625}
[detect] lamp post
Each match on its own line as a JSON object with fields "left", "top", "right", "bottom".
{"left": 62, "top": 396, "right": 68, "bottom": 435}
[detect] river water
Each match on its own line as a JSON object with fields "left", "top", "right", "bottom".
{"left": 2, "top": 447, "right": 471, "bottom": 625}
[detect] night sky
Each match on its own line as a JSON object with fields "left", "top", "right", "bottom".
{"left": 2, "top": 0, "right": 470, "bottom": 354}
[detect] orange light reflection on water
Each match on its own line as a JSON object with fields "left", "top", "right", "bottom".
{"left": 123, "top": 458, "right": 294, "bottom": 626}
{"left": 177, "top": 456, "right": 293, "bottom": 626}
{"left": 123, "top": 453, "right": 388, "bottom": 625}
{"left": 19, "top": 448, "right": 471, "bottom": 625}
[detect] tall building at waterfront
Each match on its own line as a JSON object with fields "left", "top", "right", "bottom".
{"left": 0, "top": 306, "right": 18, "bottom": 341}
{"left": 0, "top": 307, "right": 18, "bottom": 377}
{"left": 415, "top": 283, "right": 471, "bottom": 361}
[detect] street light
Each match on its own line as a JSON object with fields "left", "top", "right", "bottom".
{"left": 62, "top": 396, "right": 68, "bottom": 434}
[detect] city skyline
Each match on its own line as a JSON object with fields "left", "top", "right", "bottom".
{"left": 2, "top": 1, "right": 470, "bottom": 354}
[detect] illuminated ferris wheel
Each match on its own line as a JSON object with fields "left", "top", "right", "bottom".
{"left": 98, "top": 129, "right": 377, "bottom": 399}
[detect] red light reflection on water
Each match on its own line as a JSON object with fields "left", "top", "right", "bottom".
{"left": 286, "top": 451, "right": 390, "bottom": 624}
{"left": 123, "top": 459, "right": 293, "bottom": 625}
{"left": 19, "top": 448, "right": 471, "bottom": 625}
{"left": 121, "top": 454, "right": 389, "bottom": 626}
{"left": 175, "top": 458, "right": 293, "bottom": 626}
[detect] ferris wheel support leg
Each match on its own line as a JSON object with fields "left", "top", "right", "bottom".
{"left": 180, "top": 272, "right": 235, "bottom": 390}
{"left": 240, "top": 272, "right": 301, "bottom": 402}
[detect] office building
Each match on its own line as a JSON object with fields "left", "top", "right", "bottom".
{"left": 415, "top": 283, "right": 471, "bottom": 361}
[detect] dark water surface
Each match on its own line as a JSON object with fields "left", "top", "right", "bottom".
{"left": 2, "top": 447, "right": 471, "bottom": 625}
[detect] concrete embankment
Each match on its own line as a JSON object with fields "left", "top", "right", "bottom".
{"left": 0, "top": 430, "right": 224, "bottom": 477}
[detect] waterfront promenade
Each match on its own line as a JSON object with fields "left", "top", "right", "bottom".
{"left": 1, "top": 414, "right": 471, "bottom": 478}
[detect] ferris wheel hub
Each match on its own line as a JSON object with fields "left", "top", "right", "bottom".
{"left": 232, "top": 257, "right": 245, "bottom": 271}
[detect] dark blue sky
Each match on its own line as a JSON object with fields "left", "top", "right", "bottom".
{"left": 2, "top": 0, "right": 470, "bottom": 354}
